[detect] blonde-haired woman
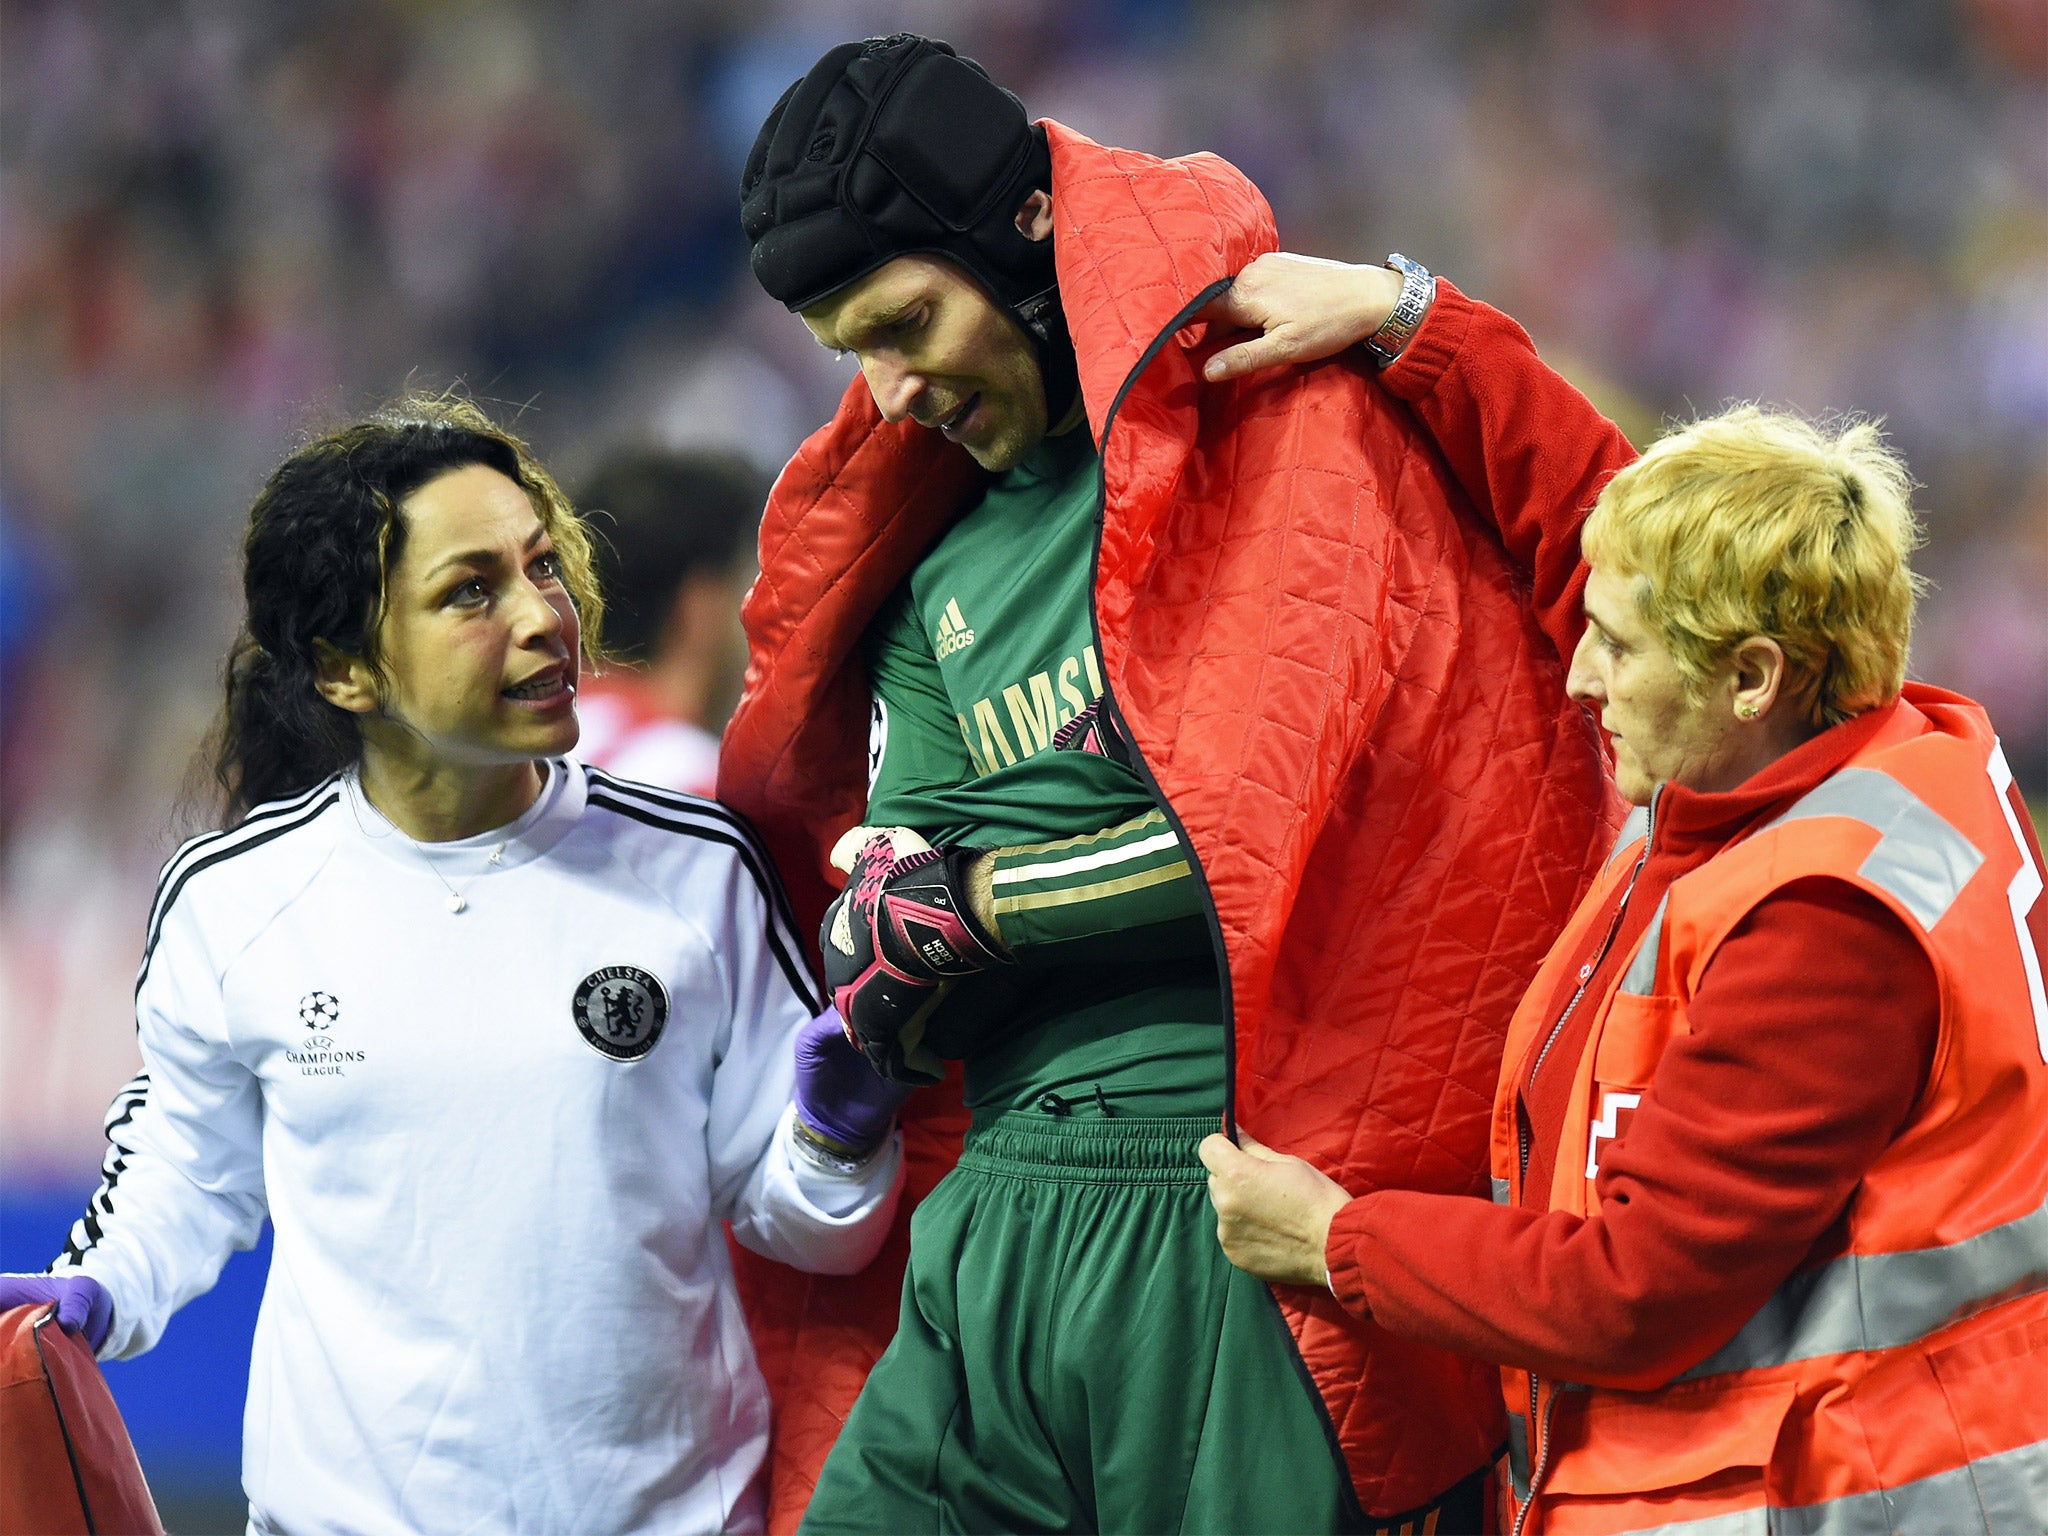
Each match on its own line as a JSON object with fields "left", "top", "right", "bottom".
{"left": 1196, "top": 259, "right": 2048, "bottom": 1535}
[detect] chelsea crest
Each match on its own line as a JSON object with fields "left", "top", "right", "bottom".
{"left": 572, "top": 966, "right": 670, "bottom": 1061}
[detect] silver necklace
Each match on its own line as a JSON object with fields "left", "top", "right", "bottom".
{"left": 345, "top": 775, "right": 508, "bottom": 914}
{"left": 410, "top": 838, "right": 507, "bottom": 914}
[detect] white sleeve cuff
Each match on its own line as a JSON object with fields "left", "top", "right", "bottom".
{"left": 725, "top": 1104, "right": 905, "bottom": 1275}
{"left": 776, "top": 1102, "right": 902, "bottom": 1216}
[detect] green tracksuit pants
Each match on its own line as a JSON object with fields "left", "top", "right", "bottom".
{"left": 798, "top": 1111, "right": 1352, "bottom": 1535}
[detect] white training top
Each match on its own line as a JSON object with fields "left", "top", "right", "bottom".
{"left": 56, "top": 762, "right": 901, "bottom": 1536}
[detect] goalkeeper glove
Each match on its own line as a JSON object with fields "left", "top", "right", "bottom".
{"left": 821, "top": 827, "right": 1009, "bottom": 1082}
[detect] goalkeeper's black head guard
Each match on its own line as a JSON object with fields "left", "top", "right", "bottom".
{"left": 739, "top": 34, "right": 1078, "bottom": 421}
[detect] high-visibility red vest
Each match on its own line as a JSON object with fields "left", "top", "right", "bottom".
{"left": 1490, "top": 684, "right": 2048, "bottom": 1535}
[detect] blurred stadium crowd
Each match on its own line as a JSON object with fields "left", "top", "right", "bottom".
{"left": 3, "top": 0, "right": 2044, "bottom": 1173}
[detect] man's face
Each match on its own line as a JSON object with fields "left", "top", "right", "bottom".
{"left": 801, "top": 255, "right": 1047, "bottom": 472}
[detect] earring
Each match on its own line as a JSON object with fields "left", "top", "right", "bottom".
{"left": 1737, "top": 703, "right": 1758, "bottom": 719}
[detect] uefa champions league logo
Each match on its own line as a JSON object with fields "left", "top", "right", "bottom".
{"left": 288, "top": 990, "right": 361, "bottom": 1077}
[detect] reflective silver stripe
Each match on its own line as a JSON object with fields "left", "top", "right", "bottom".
{"left": 1766, "top": 767, "right": 1984, "bottom": 931}
{"left": 1617, "top": 1511, "right": 1768, "bottom": 1536}
{"left": 1614, "top": 804, "right": 1651, "bottom": 861}
{"left": 1591, "top": 1442, "right": 2048, "bottom": 1534}
{"left": 1768, "top": 1436, "right": 2048, "bottom": 1534}
{"left": 1618, "top": 893, "right": 1670, "bottom": 997}
{"left": 1506, "top": 1409, "right": 1530, "bottom": 1501}
{"left": 1680, "top": 1191, "right": 2048, "bottom": 1380}
{"left": 1493, "top": 1176, "right": 1512, "bottom": 1206}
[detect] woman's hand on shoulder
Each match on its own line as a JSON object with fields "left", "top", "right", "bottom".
{"left": 1200, "top": 253, "right": 1405, "bottom": 382}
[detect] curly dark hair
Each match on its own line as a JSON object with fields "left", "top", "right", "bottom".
{"left": 214, "top": 394, "right": 604, "bottom": 824}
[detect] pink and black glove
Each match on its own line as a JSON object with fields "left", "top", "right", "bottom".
{"left": 1051, "top": 699, "right": 1135, "bottom": 767}
{"left": 794, "top": 1006, "right": 916, "bottom": 1154}
{"left": 0, "top": 1273, "right": 113, "bottom": 1352}
{"left": 820, "top": 828, "right": 1009, "bottom": 1083}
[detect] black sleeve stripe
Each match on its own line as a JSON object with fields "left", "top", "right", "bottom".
{"left": 594, "top": 784, "right": 825, "bottom": 1013}
{"left": 580, "top": 771, "right": 816, "bottom": 992}
{"left": 581, "top": 767, "right": 747, "bottom": 832}
{"left": 136, "top": 789, "right": 342, "bottom": 998}
{"left": 145, "top": 775, "right": 339, "bottom": 910}
{"left": 581, "top": 766, "right": 779, "bottom": 867}
{"left": 586, "top": 788, "right": 822, "bottom": 1012}
{"left": 586, "top": 787, "right": 824, "bottom": 1012}
{"left": 56, "top": 1071, "right": 151, "bottom": 1268}
{"left": 142, "top": 776, "right": 340, "bottom": 943}
{"left": 581, "top": 771, "right": 799, "bottom": 895}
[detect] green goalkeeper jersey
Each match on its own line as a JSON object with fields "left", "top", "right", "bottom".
{"left": 863, "top": 425, "right": 1223, "bottom": 1114}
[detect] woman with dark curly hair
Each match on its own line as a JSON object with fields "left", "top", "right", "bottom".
{"left": 0, "top": 397, "right": 908, "bottom": 1535}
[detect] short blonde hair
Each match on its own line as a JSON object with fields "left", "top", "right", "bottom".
{"left": 1582, "top": 405, "right": 1926, "bottom": 725}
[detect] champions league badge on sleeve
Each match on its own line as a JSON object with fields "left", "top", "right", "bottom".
{"left": 572, "top": 966, "right": 671, "bottom": 1061}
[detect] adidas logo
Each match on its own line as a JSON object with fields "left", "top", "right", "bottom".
{"left": 934, "top": 598, "right": 976, "bottom": 660}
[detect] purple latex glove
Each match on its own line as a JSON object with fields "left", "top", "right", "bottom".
{"left": 0, "top": 1272, "right": 113, "bottom": 1352}
{"left": 794, "top": 1006, "right": 916, "bottom": 1153}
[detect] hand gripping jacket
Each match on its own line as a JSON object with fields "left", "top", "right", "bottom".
{"left": 1491, "top": 685, "right": 2048, "bottom": 1536}
{"left": 719, "top": 123, "right": 1620, "bottom": 1522}
{"left": 0, "top": 1304, "right": 165, "bottom": 1534}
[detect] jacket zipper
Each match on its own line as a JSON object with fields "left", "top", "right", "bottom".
{"left": 1510, "top": 787, "right": 1659, "bottom": 1536}
{"left": 1079, "top": 274, "right": 1238, "bottom": 1126}
{"left": 1524, "top": 788, "right": 1660, "bottom": 1110}
{"left": 1509, "top": 1383, "right": 1561, "bottom": 1536}
{"left": 1078, "top": 274, "right": 1369, "bottom": 1531}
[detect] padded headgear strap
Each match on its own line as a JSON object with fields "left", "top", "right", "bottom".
{"left": 740, "top": 34, "right": 1078, "bottom": 425}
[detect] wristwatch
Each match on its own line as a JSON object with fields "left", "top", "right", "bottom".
{"left": 1364, "top": 253, "right": 1436, "bottom": 367}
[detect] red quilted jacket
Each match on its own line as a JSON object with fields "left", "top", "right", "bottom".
{"left": 719, "top": 121, "right": 1621, "bottom": 1524}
